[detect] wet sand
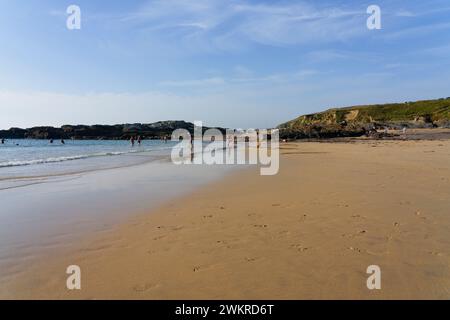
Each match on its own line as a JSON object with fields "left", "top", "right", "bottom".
{"left": 0, "top": 159, "right": 234, "bottom": 291}
{"left": 3, "top": 139, "right": 450, "bottom": 299}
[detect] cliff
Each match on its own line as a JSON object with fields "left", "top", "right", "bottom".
{"left": 278, "top": 98, "right": 450, "bottom": 139}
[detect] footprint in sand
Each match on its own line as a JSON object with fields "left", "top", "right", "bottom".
{"left": 342, "top": 230, "right": 367, "bottom": 238}
{"left": 415, "top": 211, "right": 431, "bottom": 222}
{"left": 133, "top": 283, "right": 158, "bottom": 292}
{"left": 245, "top": 257, "right": 258, "bottom": 262}
{"left": 193, "top": 265, "right": 215, "bottom": 272}
{"left": 203, "top": 214, "right": 213, "bottom": 219}
{"left": 278, "top": 230, "right": 291, "bottom": 236}
{"left": 216, "top": 240, "right": 235, "bottom": 249}
{"left": 290, "top": 244, "right": 310, "bottom": 252}
{"left": 347, "top": 246, "right": 365, "bottom": 254}
{"left": 253, "top": 224, "right": 268, "bottom": 228}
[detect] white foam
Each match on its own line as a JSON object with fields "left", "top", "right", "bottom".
{"left": 0, "top": 148, "right": 154, "bottom": 168}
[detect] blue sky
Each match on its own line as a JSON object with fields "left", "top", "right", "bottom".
{"left": 0, "top": 0, "right": 450, "bottom": 129}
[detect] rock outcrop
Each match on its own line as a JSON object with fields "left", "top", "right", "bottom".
{"left": 0, "top": 121, "right": 223, "bottom": 140}
{"left": 278, "top": 98, "right": 450, "bottom": 139}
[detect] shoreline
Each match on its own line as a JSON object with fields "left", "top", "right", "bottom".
{"left": 0, "top": 156, "right": 237, "bottom": 291}
{"left": 2, "top": 138, "right": 450, "bottom": 299}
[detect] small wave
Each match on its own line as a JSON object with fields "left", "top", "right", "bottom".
{"left": 0, "top": 149, "right": 155, "bottom": 168}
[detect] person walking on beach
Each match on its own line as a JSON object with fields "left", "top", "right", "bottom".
{"left": 402, "top": 127, "right": 407, "bottom": 139}
{"left": 228, "top": 134, "right": 233, "bottom": 149}
{"left": 256, "top": 129, "right": 261, "bottom": 149}
{"left": 190, "top": 135, "right": 195, "bottom": 162}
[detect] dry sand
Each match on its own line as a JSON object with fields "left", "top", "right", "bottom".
{"left": 3, "top": 139, "right": 450, "bottom": 299}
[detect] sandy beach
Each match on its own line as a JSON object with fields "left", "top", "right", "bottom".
{"left": 2, "top": 138, "right": 450, "bottom": 299}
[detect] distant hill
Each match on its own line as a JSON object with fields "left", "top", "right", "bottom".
{"left": 0, "top": 121, "right": 225, "bottom": 140}
{"left": 278, "top": 98, "right": 450, "bottom": 139}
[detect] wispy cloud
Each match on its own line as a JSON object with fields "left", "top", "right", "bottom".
{"left": 394, "top": 10, "right": 416, "bottom": 17}
{"left": 114, "top": 0, "right": 368, "bottom": 49}
{"left": 158, "top": 68, "right": 320, "bottom": 88}
{"left": 306, "top": 49, "right": 352, "bottom": 62}
{"left": 48, "top": 9, "right": 65, "bottom": 17}
{"left": 393, "top": 5, "right": 450, "bottom": 18}
{"left": 159, "top": 77, "right": 225, "bottom": 87}
{"left": 421, "top": 44, "right": 450, "bottom": 57}
{"left": 383, "top": 22, "right": 450, "bottom": 40}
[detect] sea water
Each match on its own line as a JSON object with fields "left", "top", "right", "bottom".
{"left": 0, "top": 139, "right": 175, "bottom": 185}
{"left": 0, "top": 138, "right": 237, "bottom": 285}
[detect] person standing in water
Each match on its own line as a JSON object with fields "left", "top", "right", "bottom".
{"left": 1, "top": 138, "right": 4, "bottom": 144}
{"left": 61, "top": 139, "right": 65, "bottom": 144}
{"left": 130, "top": 136, "right": 135, "bottom": 147}
{"left": 137, "top": 136, "right": 142, "bottom": 146}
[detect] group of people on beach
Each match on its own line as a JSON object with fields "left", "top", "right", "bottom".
{"left": 49, "top": 139, "right": 65, "bottom": 144}
{"left": 129, "top": 135, "right": 169, "bottom": 146}
{"left": 1, "top": 138, "right": 20, "bottom": 146}
{"left": 130, "top": 136, "right": 142, "bottom": 147}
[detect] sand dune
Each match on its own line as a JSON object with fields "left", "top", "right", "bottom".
{"left": 3, "top": 139, "right": 450, "bottom": 299}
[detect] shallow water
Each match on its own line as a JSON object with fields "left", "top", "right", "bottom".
{"left": 0, "top": 139, "right": 240, "bottom": 284}
{"left": 0, "top": 139, "right": 176, "bottom": 184}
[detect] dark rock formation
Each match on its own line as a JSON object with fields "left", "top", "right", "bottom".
{"left": 278, "top": 97, "right": 450, "bottom": 139}
{"left": 0, "top": 121, "right": 224, "bottom": 140}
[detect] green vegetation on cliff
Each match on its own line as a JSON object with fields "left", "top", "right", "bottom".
{"left": 278, "top": 98, "right": 450, "bottom": 139}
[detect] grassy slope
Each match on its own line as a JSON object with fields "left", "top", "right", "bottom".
{"left": 279, "top": 98, "right": 450, "bottom": 128}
